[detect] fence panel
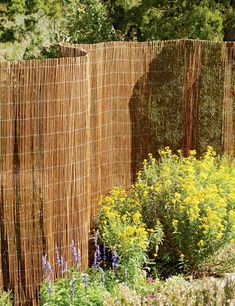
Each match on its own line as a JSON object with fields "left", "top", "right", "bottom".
{"left": 61, "top": 40, "right": 235, "bottom": 219}
{"left": 0, "top": 56, "right": 90, "bottom": 305}
{"left": 0, "top": 39, "right": 234, "bottom": 305}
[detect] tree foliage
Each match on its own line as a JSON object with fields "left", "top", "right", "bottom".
{"left": 60, "top": 0, "right": 114, "bottom": 44}
{"left": 0, "top": 0, "right": 234, "bottom": 60}
{"left": 0, "top": 0, "right": 61, "bottom": 59}
{"left": 105, "top": 0, "right": 234, "bottom": 42}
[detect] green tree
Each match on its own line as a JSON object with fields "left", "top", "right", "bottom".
{"left": 221, "top": 0, "right": 235, "bottom": 40}
{"left": 60, "top": 0, "right": 114, "bottom": 44}
{"left": 139, "top": 1, "right": 224, "bottom": 41}
{"left": 104, "top": 0, "right": 235, "bottom": 41}
{"left": 0, "top": 0, "right": 62, "bottom": 59}
{"left": 0, "top": 0, "right": 114, "bottom": 59}
{"left": 1, "top": 0, "right": 234, "bottom": 60}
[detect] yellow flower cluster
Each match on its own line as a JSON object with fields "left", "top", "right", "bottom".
{"left": 135, "top": 146, "right": 235, "bottom": 267}
{"left": 98, "top": 187, "right": 149, "bottom": 256}
{"left": 96, "top": 147, "right": 234, "bottom": 271}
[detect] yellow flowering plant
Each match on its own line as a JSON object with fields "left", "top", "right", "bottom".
{"left": 135, "top": 147, "right": 235, "bottom": 274}
{"left": 97, "top": 187, "right": 163, "bottom": 282}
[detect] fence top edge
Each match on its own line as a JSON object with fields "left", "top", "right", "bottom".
{"left": 60, "top": 38, "right": 235, "bottom": 49}
{"left": 1, "top": 39, "right": 235, "bottom": 65}
{"left": 0, "top": 51, "right": 89, "bottom": 66}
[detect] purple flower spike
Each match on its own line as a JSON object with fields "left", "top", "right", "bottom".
{"left": 93, "top": 249, "right": 97, "bottom": 267}
{"left": 61, "top": 258, "right": 68, "bottom": 277}
{"left": 47, "top": 277, "right": 53, "bottom": 294}
{"left": 112, "top": 245, "right": 118, "bottom": 271}
{"left": 71, "top": 240, "right": 81, "bottom": 268}
{"left": 42, "top": 255, "right": 54, "bottom": 279}
{"left": 93, "top": 230, "right": 101, "bottom": 268}
{"left": 71, "top": 240, "right": 76, "bottom": 258}
{"left": 60, "top": 256, "right": 64, "bottom": 269}
{"left": 97, "top": 245, "right": 101, "bottom": 262}
{"left": 42, "top": 254, "right": 54, "bottom": 295}
{"left": 55, "top": 244, "right": 61, "bottom": 266}
{"left": 42, "top": 255, "right": 48, "bottom": 273}
{"left": 93, "top": 245, "right": 101, "bottom": 268}
{"left": 47, "top": 262, "right": 53, "bottom": 274}
{"left": 77, "top": 248, "right": 81, "bottom": 263}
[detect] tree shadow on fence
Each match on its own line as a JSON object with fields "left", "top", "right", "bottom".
{"left": 129, "top": 43, "right": 185, "bottom": 181}
{"left": 129, "top": 40, "right": 230, "bottom": 181}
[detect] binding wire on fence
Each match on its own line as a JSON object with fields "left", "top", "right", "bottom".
{"left": 0, "top": 39, "right": 234, "bottom": 305}
{"left": 0, "top": 56, "right": 91, "bottom": 305}
{"left": 60, "top": 39, "right": 235, "bottom": 219}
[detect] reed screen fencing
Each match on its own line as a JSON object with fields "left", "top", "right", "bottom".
{"left": 0, "top": 39, "right": 234, "bottom": 305}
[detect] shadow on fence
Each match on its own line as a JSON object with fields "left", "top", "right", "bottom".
{"left": 0, "top": 39, "right": 234, "bottom": 305}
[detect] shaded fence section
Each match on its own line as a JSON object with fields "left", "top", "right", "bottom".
{"left": 0, "top": 39, "right": 234, "bottom": 304}
{"left": 60, "top": 40, "right": 235, "bottom": 219}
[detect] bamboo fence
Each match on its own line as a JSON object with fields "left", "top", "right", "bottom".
{"left": 0, "top": 39, "right": 234, "bottom": 305}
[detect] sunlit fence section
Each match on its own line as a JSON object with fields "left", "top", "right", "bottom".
{"left": 0, "top": 39, "right": 234, "bottom": 305}
{"left": 0, "top": 56, "right": 91, "bottom": 305}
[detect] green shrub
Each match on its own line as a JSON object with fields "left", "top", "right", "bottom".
{"left": 40, "top": 147, "right": 234, "bottom": 304}
{"left": 97, "top": 187, "right": 163, "bottom": 283}
{"left": 40, "top": 270, "right": 112, "bottom": 306}
{"left": 135, "top": 147, "right": 235, "bottom": 275}
{"left": 0, "top": 290, "right": 12, "bottom": 306}
{"left": 40, "top": 268, "right": 235, "bottom": 305}
{"left": 140, "top": 275, "right": 235, "bottom": 306}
